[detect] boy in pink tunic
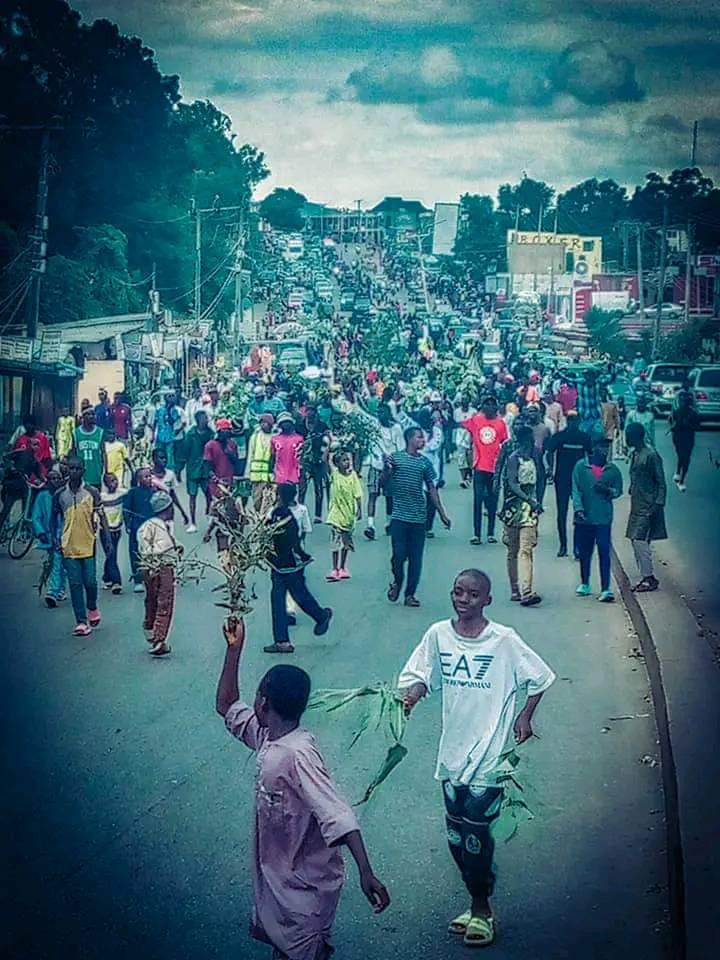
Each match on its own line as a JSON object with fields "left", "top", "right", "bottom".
{"left": 216, "top": 618, "right": 390, "bottom": 959}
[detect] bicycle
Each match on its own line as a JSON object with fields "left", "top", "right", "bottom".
{"left": 1, "top": 479, "right": 42, "bottom": 559}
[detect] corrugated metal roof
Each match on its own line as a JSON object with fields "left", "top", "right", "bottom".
{"left": 38, "top": 314, "right": 151, "bottom": 344}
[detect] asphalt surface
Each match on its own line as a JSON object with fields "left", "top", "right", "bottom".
{"left": 650, "top": 423, "right": 720, "bottom": 658}
{"left": 1, "top": 471, "right": 668, "bottom": 960}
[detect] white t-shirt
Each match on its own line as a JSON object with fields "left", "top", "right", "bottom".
{"left": 290, "top": 502, "right": 312, "bottom": 538}
{"left": 399, "top": 619, "right": 555, "bottom": 786}
{"left": 369, "top": 423, "right": 404, "bottom": 470}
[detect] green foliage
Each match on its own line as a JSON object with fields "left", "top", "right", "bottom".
{"left": 361, "top": 310, "right": 407, "bottom": 373}
{"left": 584, "top": 306, "right": 630, "bottom": 360}
{"left": 329, "top": 409, "right": 380, "bottom": 467}
{"left": 657, "top": 317, "right": 717, "bottom": 363}
{"left": 308, "top": 683, "right": 408, "bottom": 805}
{"left": 258, "top": 187, "right": 308, "bottom": 232}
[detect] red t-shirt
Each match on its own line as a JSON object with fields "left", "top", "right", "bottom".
{"left": 203, "top": 438, "right": 239, "bottom": 496}
{"left": 111, "top": 403, "right": 132, "bottom": 439}
{"left": 463, "top": 414, "right": 508, "bottom": 473}
{"left": 14, "top": 431, "right": 52, "bottom": 474}
{"left": 271, "top": 432, "right": 303, "bottom": 485}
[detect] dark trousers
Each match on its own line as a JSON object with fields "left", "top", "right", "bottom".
{"left": 472, "top": 470, "right": 497, "bottom": 539}
{"left": 673, "top": 439, "right": 694, "bottom": 483}
{"left": 101, "top": 528, "right": 122, "bottom": 585}
{"left": 555, "top": 478, "right": 574, "bottom": 554}
{"left": 443, "top": 782, "right": 503, "bottom": 899}
{"left": 271, "top": 569, "right": 325, "bottom": 643}
{"left": 390, "top": 519, "right": 425, "bottom": 597}
{"left": 576, "top": 522, "right": 612, "bottom": 591}
{"left": 299, "top": 463, "right": 328, "bottom": 519}
{"left": 128, "top": 528, "right": 142, "bottom": 584}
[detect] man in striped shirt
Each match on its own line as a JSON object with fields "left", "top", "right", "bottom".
{"left": 385, "top": 426, "right": 451, "bottom": 607}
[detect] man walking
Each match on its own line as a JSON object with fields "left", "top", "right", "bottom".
{"left": 138, "top": 490, "right": 180, "bottom": 656}
{"left": 463, "top": 397, "right": 508, "bottom": 546}
{"left": 386, "top": 426, "right": 451, "bottom": 608}
{"left": 73, "top": 407, "right": 107, "bottom": 489}
{"left": 544, "top": 411, "right": 592, "bottom": 557}
{"left": 572, "top": 441, "right": 623, "bottom": 602}
{"left": 52, "top": 455, "right": 108, "bottom": 636}
{"left": 625, "top": 422, "right": 667, "bottom": 592}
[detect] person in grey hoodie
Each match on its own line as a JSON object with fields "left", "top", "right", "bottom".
{"left": 572, "top": 440, "right": 623, "bottom": 601}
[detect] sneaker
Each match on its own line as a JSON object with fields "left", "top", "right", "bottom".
{"left": 460, "top": 480, "right": 469, "bottom": 489}
{"left": 575, "top": 584, "right": 592, "bottom": 597}
{"left": 338, "top": 568, "right": 351, "bottom": 580}
{"left": 469, "top": 536, "right": 482, "bottom": 546}
{"left": 387, "top": 581, "right": 400, "bottom": 602}
{"left": 111, "top": 583, "right": 122, "bottom": 595}
{"left": 510, "top": 592, "right": 522, "bottom": 602}
{"left": 404, "top": 595, "right": 421, "bottom": 608}
{"left": 598, "top": 590, "right": 615, "bottom": 603}
{"left": 677, "top": 482, "right": 686, "bottom": 492}
{"left": 44, "top": 595, "right": 58, "bottom": 609}
{"left": 487, "top": 535, "right": 498, "bottom": 544}
{"left": 102, "top": 582, "right": 112, "bottom": 591}
{"left": 133, "top": 583, "right": 144, "bottom": 594}
{"left": 88, "top": 609, "right": 101, "bottom": 627}
{"left": 326, "top": 569, "right": 341, "bottom": 582}
{"left": 149, "top": 642, "right": 172, "bottom": 657}
{"left": 73, "top": 623, "right": 92, "bottom": 637}
{"left": 314, "top": 516, "right": 323, "bottom": 524}
{"left": 557, "top": 548, "right": 568, "bottom": 558}
{"left": 56, "top": 593, "right": 67, "bottom": 602}
{"left": 314, "top": 608, "right": 333, "bottom": 636}
{"left": 425, "top": 530, "right": 435, "bottom": 539}
{"left": 185, "top": 523, "right": 197, "bottom": 533}
{"left": 521, "top": 594, "right": 542, "bottom": 607}
{"left": 263, "top": 641, "right": 295, "bottom": 654}
{"left": 363, "top": 527, "right": 376, "bottom": 541}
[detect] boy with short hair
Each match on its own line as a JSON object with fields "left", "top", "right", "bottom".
{"left": 137, "top": 490, "right": 181, "bottom": 656}
{"left": 399, "top": 569, "right": 554, "bottom": 947}
{"left": 325, "top": 450, "right": 362, "bottom": 582}
{"left": 100, "top": 471, "right": 128, "bottom": 594}
{"left": 216, "top": 617, "right": 389, "bottom": 959}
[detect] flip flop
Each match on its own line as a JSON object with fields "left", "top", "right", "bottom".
{"left": 448, "top": 910, "right": 472, "bottom": 935}
{"left": 463, "top": 915, "right": 495, "bottom": 947}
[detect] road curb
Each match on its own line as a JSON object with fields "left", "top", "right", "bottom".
{"left": 612, "top": 546, "right": 685, "bottom": 960}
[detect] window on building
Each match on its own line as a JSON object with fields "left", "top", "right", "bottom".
{"left": 583, "top": 240, "right": 595, "bottom": 252}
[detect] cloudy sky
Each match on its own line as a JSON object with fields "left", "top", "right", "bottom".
{"left": 76, "top": 0, "right": 720, "bottom": 207}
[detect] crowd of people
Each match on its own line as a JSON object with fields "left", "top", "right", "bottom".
{"left": 1, "top": 238, "right": 701, "bottom": 960}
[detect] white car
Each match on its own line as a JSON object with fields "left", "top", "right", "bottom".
{"left": 642, "top": 303, "right": 682, "bottom": 319}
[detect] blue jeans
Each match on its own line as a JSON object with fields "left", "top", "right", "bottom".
{"left": 47, "top": 547, "right": 67, "bottom": 598}
{"left": 63, "top": 555, "right": 98, "bottom": 624}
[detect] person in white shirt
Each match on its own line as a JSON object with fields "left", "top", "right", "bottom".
{"left": 399, "top": 568, "right": 555, "bottom": 948}
{"left": 137, "top": 491, "right": 182, "bottom": 657}
{"left": 364, "top": 404, "right": 403, "bottom": 541}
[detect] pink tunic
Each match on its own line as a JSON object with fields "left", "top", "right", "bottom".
{"left": 225, "top": 701, "right": 359, "bottom": 960}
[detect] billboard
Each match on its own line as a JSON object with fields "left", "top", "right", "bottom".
{"left": 432, "top": 203, "right": 460, "bottom": 256}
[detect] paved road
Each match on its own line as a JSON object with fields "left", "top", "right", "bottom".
{"left": 650, "top": 424, "right": 720, "bottom": 658}
{"left": 1, "top": 476, "right": 667, "bottom": 959}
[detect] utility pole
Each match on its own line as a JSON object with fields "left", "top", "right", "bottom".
{"left": 190, "top": 197, "right": 244, "bottom": 322}
{"left": 683, "top": 120, "right": 699, "bottom": 325}
{"left": 635, "top": 223, "right": 645, "bottom": 316}
{"left": 25, "top": 127, "right": 51, "bottom": 340}
{"left": 653, "top": 205, "right": 669, "bottom": 360}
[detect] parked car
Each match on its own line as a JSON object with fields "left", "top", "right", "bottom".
{"left": 687, "top": 365, "right": 720, "bottom": 423}
{"left": 642, "top": 303, "right": 683, "bottom": 319}
{"left": 644, "top": 362, "right": 693, "bottom": 415}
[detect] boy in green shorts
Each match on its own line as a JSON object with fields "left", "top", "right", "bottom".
{"left": 180, "top": 410, "right": 214, "bottom": 532}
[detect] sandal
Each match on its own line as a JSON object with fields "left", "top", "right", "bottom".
{"left": 263, "top": 642, "right": 295, "bottom": 654}
{"left": 463, "top": 915, "right": 495, "bottom": 948}
{"left": 633, "top": 577, "right": 659, "bottom": 593}
{"left": 448, "top": 910, "right": 472, "bottom": 935}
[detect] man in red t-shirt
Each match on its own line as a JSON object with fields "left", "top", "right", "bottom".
{"left": 14, "top": 416, "right": 52, "bottom": 477}
{"left": 462, "top": 396, "right": 508, "bottom": 545}
{"left": 110, "top": 392, "right": 132, "bottom": 440}
{"left": 203, "top": 418, "right": 242, "bottom": 499}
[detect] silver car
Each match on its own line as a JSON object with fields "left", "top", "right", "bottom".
{"left": 645, "top": 362, "right": 693, "bottom": 415}
{"left": 687, "top": 365, "right": 720, "bottom": 423}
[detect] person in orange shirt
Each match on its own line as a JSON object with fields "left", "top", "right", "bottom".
{"left": 462, "top": 396, "right": 509, "bottom": 545}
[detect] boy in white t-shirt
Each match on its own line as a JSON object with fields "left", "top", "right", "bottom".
{"left": 399, "top": 568, "right": 555, "bottom": 947}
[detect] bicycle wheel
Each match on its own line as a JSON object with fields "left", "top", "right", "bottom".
{"left": 8, "top": 519, "right": 34, "bottom": 559}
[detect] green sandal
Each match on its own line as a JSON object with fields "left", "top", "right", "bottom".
{"left": 463, "top": 915, "right": 495, "bottom": 947}
{"left": 448, "top": 910, "right": 472, "bottom": 935}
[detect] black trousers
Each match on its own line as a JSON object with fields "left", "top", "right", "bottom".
{"left": 390, "top": 519, "right": 425, "bottom": 597}
{"left": 271, "top": 569, "right": 325, "bottom": 643}
{"left": 443, "top": 782, "right": 503, "bottom": 898}
{"left": 472, "top": 470, "right": 497, "bottom": 539}
{"left": 555, "top": 477, "right": 574, "bottom": 554}
{"left": 673, "top": 439, "right": 694, "bottom": 483}
{"left": 101, "top": 528, "right": 122, "bottom": 585}
{"left": 299, "top": 463, "right": 328, "bottom": 519}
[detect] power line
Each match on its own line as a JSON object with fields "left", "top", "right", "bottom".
{"left": 161, "top": 239, "right": 240, "bottom": 305}
{"left": 0, "top": 242, "right": 33, "bottom": 275}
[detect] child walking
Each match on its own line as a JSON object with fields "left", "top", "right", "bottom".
{"left": 216, "top": 617, "right": 389, "bottom": 959}
{"left": 100, "top": 472, "right": 128, "bottom": 594}
{"left": 325, "top": 450, "right": 362, "bottom": 582}
{"left": 137, "top": 490, "right": 181, "bottom": 657}
{"left": 399, "top": 568, "right": 554, "bottom": 947}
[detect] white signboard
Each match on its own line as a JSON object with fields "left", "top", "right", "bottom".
{"left": 432, "top": 202, "right": 460, "bottom": 257}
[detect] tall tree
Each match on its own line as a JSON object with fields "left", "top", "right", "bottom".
{"left": 497, "top": 177, "right": 555, "bottom": 231}
{"left": 259, "top": 187, "right": 308, "bottom": 232}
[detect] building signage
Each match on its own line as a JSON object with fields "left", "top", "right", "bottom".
{"left": 0, "top": 336, "right": 33, "bottom": 364}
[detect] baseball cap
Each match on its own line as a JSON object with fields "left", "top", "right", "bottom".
{"left": 276, "top": 412, "right": 294, "bottom": 425}
{"left": 215, "top": 418, "right": 232, "bottom": 431}
{"left": 150, "top": 490, "right": 173, "bottom": 514}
